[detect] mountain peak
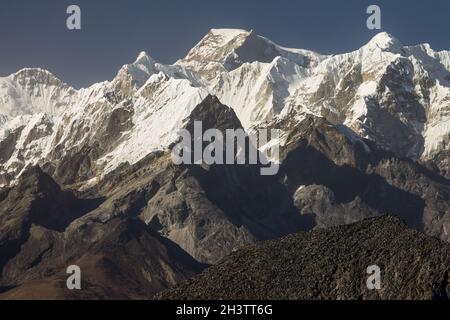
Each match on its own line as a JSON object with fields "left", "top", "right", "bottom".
{"left": 13, "top": 67, "right": 53, "bottom": 77}
{"left": 134, "top": 51, "right": 155, "bottom": 64}
{"left": 208, "top": 28, "right": 249, "bottom": 41}
{"left": 180, "top": 28, "right": 321, "bottom": 78}
{"left": 112, "top": 51, "right": 159, "bottom": 89}
{"left": 11, "top": 68, "right": 62, "bottom": 83}
{"left": 9, "top": 68, "right": 75, "bottom": 92}
{"left": 366, "top": 32, "right": 403, "bottom": 52}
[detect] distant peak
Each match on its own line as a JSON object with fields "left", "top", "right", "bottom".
{"left": 11, "top": 68, "right": 70, "bottom": 87}
{"left": 366, "top": 32, "right": 403, "bottom": 52}
{"left": 209, "top": 28, "right": 248, "bottom": 36}
{"left": 113, "top": 51, "right": 161, "bottom": 88}
{"left": 13, "top": 68, "right": 54, "bottom": 77}
{"left": 134, "top": 51, "right": 155, "bottom": 64}
{"left": 206, "top": 28, "right": 250, "bottom": 44}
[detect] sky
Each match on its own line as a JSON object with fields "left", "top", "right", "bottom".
{"left": 0, "top": 0, "right": 449, "bottom": 88}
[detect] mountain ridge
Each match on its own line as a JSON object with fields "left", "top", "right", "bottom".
{"left": 0, "top": 29, "right": 449, "bottom": 299}
{"left": 1, "top": 30, "right": 449, "bottom": 189}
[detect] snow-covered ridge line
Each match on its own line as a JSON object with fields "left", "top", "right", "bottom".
{"left": 0, "top": 30, "right": 443, "bottom": 95}
{"left": 0, "top": 29, "right": 449, "bottom": 188}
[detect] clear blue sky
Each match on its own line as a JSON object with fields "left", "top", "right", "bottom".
{"left": 1, "top": 0, "right": 449, "bottom": 88}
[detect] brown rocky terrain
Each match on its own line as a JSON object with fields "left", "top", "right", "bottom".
{"left": 157, "top": 216, "right": 450, "bottom": 300}
{"left": 0, "top": 167, "right": 205, "bottom": 300}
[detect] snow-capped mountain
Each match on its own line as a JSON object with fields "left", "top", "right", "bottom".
{"left": 279, "top": 32, "right": 450, "bottom": 161}
{"left": 0, "top": 68, "right": 78, "bottom": 117}
{"left": 0, "top": 29, "right": 449, "bottom": 189}
{"left": 0, "top": 51, "right": 208, "bottom": 187}
{"left": 177, "top": 29, "right": 324, "bottom": 81}
{"left": 178, "top": 31, "right": 449, "bottom": 163}
{"left": 1, "top": 29, "right": 449, "bottom": 299}
{"left": 177, "top": 29, "right": 325, "bottom": 129}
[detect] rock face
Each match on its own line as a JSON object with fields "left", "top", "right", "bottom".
{"left": 276, "top": 115, "right": 450, "bottom": 242}
{"left": 157, "top": 216, "right": 450, "bottom": 300}
{"left": 0, "top": 166, "right": 102, "bottom": 274}
{"left": 0, "top": 167, "right": 205, "bottom": 299}
{"left": 77, "top": 96, "right": 308, "bottom": 264}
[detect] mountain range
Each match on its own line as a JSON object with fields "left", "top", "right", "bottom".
{"left": 0, "top": 29, "right": 449, "bottom": 299}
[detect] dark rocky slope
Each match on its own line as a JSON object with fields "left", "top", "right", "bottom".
{"left": 0, "top": 167, "right": 205, "bottom": 299}
{"left": 274, "top": 114, "right": 450, "bottom": 241}
{"left": 157, "top": 216, "right": 450, "bottom": 300}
